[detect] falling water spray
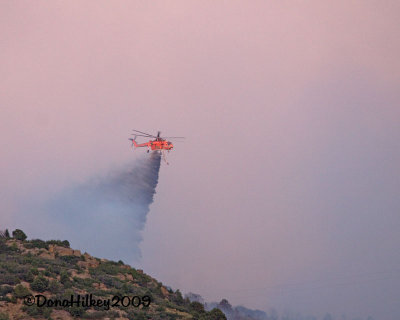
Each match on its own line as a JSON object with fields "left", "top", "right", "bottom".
{"left": 36, "top": 151, "right": 162, "bottom": 263}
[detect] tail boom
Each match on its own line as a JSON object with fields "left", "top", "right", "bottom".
{"left": 129, "top": 138, "right": 150, "bottom": 149}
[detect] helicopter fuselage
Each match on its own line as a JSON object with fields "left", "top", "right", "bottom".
{"left": 131, "top": 138, "right": 174, "bottom": 151}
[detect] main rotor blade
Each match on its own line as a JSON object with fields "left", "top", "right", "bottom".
{"left": 131, "top": 134, "right": 152, "bottom": 138}
{"left": 162, "top": 136, "right": 185, "bottom": 139}
{"left": 132, "top": 129, "right": 156, "bottom": 138}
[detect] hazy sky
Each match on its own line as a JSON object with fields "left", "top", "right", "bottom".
{"left": 1, "top": 2, "right": 400, "bottom": 319}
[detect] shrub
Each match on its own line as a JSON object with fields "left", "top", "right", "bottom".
{"left": 60, "top": 270, "right": 70, "bottom": 284}
{"left": 59, "top": 255, "right": 80, "bottom": 265}
{"left": 120, "top": 282, "right": 136, "bottom": 295}
{"left": 12, "top": 229, "right": 27, "bottom": 241}
{"left": 23, "top": 270, "right": 35, "bottom": 283}
{"left": 22, "top": 305, "right": 52, "bottom": 318}
{"left": 83, "top": 311, "right": 109, "bottom": 319}
{"left": 156, "top": 305, "right": 166, "bottom": 312}
{"left": 0, "top": 240, "right": 10, "bottom": 253}
{"left": 0, "top": 239, "right": 17, "bottom": 253}
{"left": 25, "top": 239, "right": 48, "bottom": 250}
{"left": 190, "top": 301, "right": 205, "bottom": 313}
{"left": 96, "top": 274, "right": 122, "bottom": 289}
{"left": 207, "top": 308, "right": 227, "bottom": 320}
{"left": 47, "top": 264, "right": 61, "bottom": 275}
{"left": 30, "top": 275, "right": 49, "bottom": 292}
{"left": 172, "top": 289, "right": 184, "bottom": 306}
{"left": 0, "top": 312, "right": 9, "bottom": 320}
{"left": 127, "top": 310, "right": 147, "bottom": 320}
{"left": 13, "top": 284, "right": 31, "bottom": 298}
{"left": 46, "top": 240, "right": 70, "bottom": 248}
{"left": 76, "top": 276, "right": 95, "bottom": 285}
{"left": 48, "top": 280, "right": 61, "bottom": 294}
{"left": 96, "top": 261, "right": 121, "bottom": 275}
{"left": 69, "top": 305, "right": 85, "bottom": 317}
{"left": 42, "top": 270, "right": 51, "bottom": 277}
{"left": 20, "top": 255, "right": 34, "bottom": 265}
{"left": 0, "top": 274, "right": 20, "bottom": 285}
{"left": 1, "top": 261, "right": 19, "bottom": 273}
{"left": 0, "top": 285, "right": 13, "bottom": 296}
{"left": 30, "top": 267, "right": 39, "bottom": 275}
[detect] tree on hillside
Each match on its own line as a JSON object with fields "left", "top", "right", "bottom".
{"left": 173, "top": 289, "right": 185, "bottom": 305}
{"left": 190, "top": 301, "right": 205, "bottom": 313}
{"left": 218, "top": 299, "right": 232, "bottom": 309}
{"left": 217, "top": 299, "right": 233, "bottom": 318}
{"left": 5, "top": 229, "right": 10, "bottom": 238}
{"left": 208, "top": 308, "right": 227, "bottom": 320}
{"left": 12, "top": 229, "right": 27, "bottom": 241}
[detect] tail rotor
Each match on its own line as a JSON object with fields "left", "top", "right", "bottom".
{"left": 129, "top": 135, "right": 137, "bottom": 148}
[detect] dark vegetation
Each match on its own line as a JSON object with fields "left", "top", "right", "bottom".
{"left": 0, "top": 228, "right": 226, "bottom": 319}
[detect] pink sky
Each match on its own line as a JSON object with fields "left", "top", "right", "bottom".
{"left": 1, "top": 2, "right": 400, "bottom": 319}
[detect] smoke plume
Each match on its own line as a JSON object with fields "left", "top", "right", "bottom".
{"left": 38, "top": 151, "right": 161, "bottom": 263}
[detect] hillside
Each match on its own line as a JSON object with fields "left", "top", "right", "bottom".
{"left": 0, "top": 229, "right": 227, "bottom": 320}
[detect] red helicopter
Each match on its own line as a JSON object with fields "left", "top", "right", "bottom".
{"left": 129, "top": 130, "right": 184, "bottom": 163}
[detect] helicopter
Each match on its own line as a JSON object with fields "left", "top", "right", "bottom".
{"left": 129, "top": 130, "right": 184, "bottom": 163}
